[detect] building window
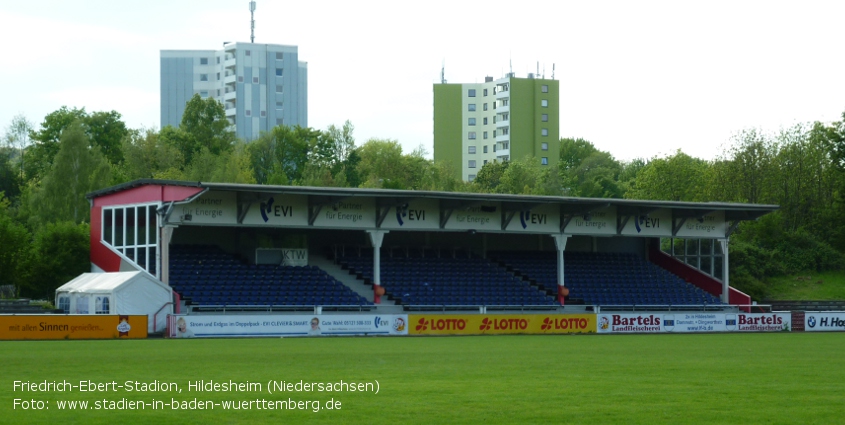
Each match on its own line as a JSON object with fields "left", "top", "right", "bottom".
{"left": 200, "top": 74, "right": 208, "bottom": 81}
{"left": 200, "top": 91, "right": 208, "bottom": 98}
{"left": 468, "top": 118, "right": 476, "bottom": 126}
{"left": 483, "top": 117, "right": 488, "bottom": 125}
{"left": 200, "top": 58, "right": 208, "bottom": 65}
{"left": 216, "top": 72, "right": 220, "bottom": 81}
{"left": 483, "top": 131, "right": 488, "bottom": 139}
{"left": 261, "top": 111, "right": 266, "bottom": 117}
{"left": 95, "top": 296, "right": 110, "bottom": 314}
{"left": 541, "top": 157, "right": 549, "bottom": 165}
{"left": 468, "top": 132, "right": 477, "bottom": 140}
{"left": 276, "top": 101, "right": 283, "bottom": 109}
{"left": 276, "top": 52, "right": 284, "bottom": 60}
{"left": 253, "top": 77, "right": 259, "bottom": 83}
{"left": 276, "top": 68, "right": 283, "bottom": 76}
{"left": 483, "top": 88, "right": 488, "bottom": 96}
{"left": 542, "top": 84, "right": 549, "bottom": 93}
{"left": 468, "top": 174, "right": 476, "bottom": 181}
{"left": 493, "top": 144, "right": 497, "bottom": 152}
{"left": 238, "top": 76, "right": 244, "bottom": 83}
{"left": 542, "top": 114, "right": 548, "bottom": 122}
{"left": 101, "top": 205, "right": 159, "bottom": 277}
{"left": 541, "top": 128, "right": 549, "bottom": 136}
{"left": 483, "top": 145, "right": 488, "bottom": 153}
{"left": 246, "top": 110, "right": 251, "bottom": 117}
{"left": 468, "top": 104, "right": 476, "bottom": 111}
{"left": 483, "top": 103, "right": 488, "bottom": 111}
{"left": 276, "top": 85, "right": 284, "bottom": 93}
{"left": 216, "top": 57, "right": 220, "bottom": 64}
{"left": 542, "top": 142, "right": 548, "bottom": 151}
{"left": 57, "top": 296, "right": 69, "bottom": 313}
{"left": 493, "top": 130, "right": 496, "bottom": 137}
{"left": 468, "top": 89, "right": 476, "bottom": 97}
{"left": 468, "top": 146, "right": 476, "bottom": 154}
{"left": 246, "top": 50, "right": 251, "bottom": 56}
{"left": 483, "top": 160, "right": 488, "bottom": 165}
{"left": 468, "top": 160, "right": 477, "bottom": 168}
{"left": 217, "top": 89, "right": 221, "bottom": 96}
{"left": 541, "top": 99, "right": 548, "bottom": 107}
{"left": 276, "top": 118, "right": 284, "bottom": 126}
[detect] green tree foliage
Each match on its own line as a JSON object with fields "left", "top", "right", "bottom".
{"left": 26, "top": 106, "right": 87, "bottom": 182}
{"left": 472, "top": 161, "right": 509, "bottom": 193}
{"left": 168, "top": 94, "right": 235, "bottom": 165}
{"left": 0, "top": 194, "right": 31, "bottom": 297}
{"left": 356, "top": 139, "right": 408, "bottom": 188}
{"left": 29, "top": 122, "right": 111, "bottom": 225}
{"left": 626, "top": 150, "right": 709, "bottom": 201}
{"left": 23, "top": 221, "right": 90, "bottom": 299}
{"left": 558, "top": 138, "right": 622, "bottom": 198}
{"left": 85, "top": 110, "right": 129, "bottom": 165}
{"left": 3, "top": 114, "right": 33, "bottom": 185}
{"left": 0, "top": 148, "right": 21, "bottom": 200}
{"left": 120, "top": 128, "right": 185, "bottom": 180}
{"left": 249, "top": 125, "right": 318, "bottom": 184}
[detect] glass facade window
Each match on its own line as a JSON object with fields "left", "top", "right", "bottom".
{"left": 102, "top": 204, "right": 159, "bottom": 277}
{"left": 468, "top": 104, "right": 476, "bottom": 111}
{"left": 468, "top": 89, "right": 476, "bottom": 97}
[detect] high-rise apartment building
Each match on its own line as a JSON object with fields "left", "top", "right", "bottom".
{"left": 161, "top": 42, "right": 307, "bottom": 141}
{"left": 433, "top": 74, "right": 559, "bottom": 181}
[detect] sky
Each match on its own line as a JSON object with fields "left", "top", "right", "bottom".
{"left": 1, "top": 0, "right": 844, "bottom": 162}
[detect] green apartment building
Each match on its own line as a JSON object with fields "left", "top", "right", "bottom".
{"left": 433, "top": 74, "right": 559, "bottom": 181}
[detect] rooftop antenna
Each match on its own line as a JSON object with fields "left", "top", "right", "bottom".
{"left": 249, "top": 1, "right": 256, "bottom": 43}
{"left": 542, "top": 63, "right": 545, "bottom": 79}
{"left": 552, "top": 63, "right": 555, "bottom": 80}
{"left": 536, "top": 61, "right": 539, "bottom": 77}
{"left": 441, "top": 60, "right": 446, "bottom": 84}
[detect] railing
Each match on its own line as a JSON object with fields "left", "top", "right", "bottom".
{"left": 594, "top": 304, "right": 762, "bottom": 313}
{"left": 152, "top": 302, "right": 173, "bottom": 333}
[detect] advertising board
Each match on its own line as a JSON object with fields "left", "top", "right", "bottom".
{"left": 168, "top": 314, "right": 408, "bottom": 338}
{"left": 596, "top": 313, "right": 791, "bottom": 333}
{"left": 408, "top": 314, "right": 595, "bottom": 335}
{"left": 0, "top": 315, "right": 148, "bottom": 340}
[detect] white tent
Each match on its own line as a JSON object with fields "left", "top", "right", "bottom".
{"left": 55, "top": 272, "right": 173, "bottom": 333}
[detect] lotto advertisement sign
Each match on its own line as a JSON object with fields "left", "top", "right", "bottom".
{"left": 168, "top": 314, "right": 409, "bottom": 338}
{"left": 0, "top": 315, "right": 148, "bottom": 340}
{"left": 596, "top": 313, "right": 791, "bottom": 333}
{"left": 804, "top": 313, "right": 845, "bottom": 332}
{"left": 408, "top": 314, "right": 595, "bottom": 335}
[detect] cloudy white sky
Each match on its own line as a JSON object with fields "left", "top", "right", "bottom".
{"left": 1, "top": 0, "right": 843, "bottom": 161}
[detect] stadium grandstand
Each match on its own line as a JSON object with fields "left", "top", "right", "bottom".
{"left": 84, "top": 179, "right": 777, "bottom": 322}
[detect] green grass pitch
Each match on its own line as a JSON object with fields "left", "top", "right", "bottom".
{"left": 2, "top": 333, "right": 844, "bottom": 424}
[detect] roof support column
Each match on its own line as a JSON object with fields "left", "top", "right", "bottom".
{"left": 368, "top": 230, "right": 388, "bottom": 304}
{"left": 551, "top": 234, "right": 570, "bottom": 306}
{"left": 720, "top": 238, "right": 730, "bottom": 304}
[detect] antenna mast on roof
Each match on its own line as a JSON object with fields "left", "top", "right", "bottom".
{"left": 249, "top": 1, "right": 256, "bottom": 43}
{"left": 552, "top": 63, "right": 555, "bottom": 80}
{"left": 441, "top": 60, "right": 446, "bottom": 84}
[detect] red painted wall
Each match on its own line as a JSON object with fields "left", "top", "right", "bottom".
{"left": 90, "top": 184, "right": 203, "bottom": 272}
{"left": 646, "top": 239, "right": 751, "bottom": 307}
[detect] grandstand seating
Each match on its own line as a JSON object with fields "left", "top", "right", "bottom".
{"left": 168, "top": 245, "right": 371, "bottom": 307}
{"left": 336, "top": 251, "right": 557, "bottom": 306}
{"left": 490, "top": 251, "right": 724, "bottom": 306}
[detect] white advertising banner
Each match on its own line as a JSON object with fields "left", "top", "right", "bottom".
{"left": 381, "top": 199, "right": 440, "bottom": 230}
{"left": 178, "top": 191, "right": 237, "bottom": 225}
{"left": 169, "top": 314, "right": 409, "bottom": 338}
{"left": 620, "top": 209, "right": 673, "bottom": 237}
{"left": 444, "top": 203, "right": 501, "bottom": 231}
{"left": 804, "top": 312, "right": 845, "bottom": 332}
{"left": 675, "top": 210, "right": 727, "bottom": 238}
{"left": 242, "top": 194, "right": 308, "bottom": 226}
{"left": 505, "top": 204, "right": 560, "bottom": 233}
{"left": 563, "top": 206, "right": 617, "bottom": 235}
{"left": 597, "top": 313, "right": 791, "bottom": 333}
{"left": 312, "top": 199, "right": 376, "bottom": 229}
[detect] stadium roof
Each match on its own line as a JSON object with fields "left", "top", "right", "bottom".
{"left": 87, "top": 179, "right": 778, "bottom": 224}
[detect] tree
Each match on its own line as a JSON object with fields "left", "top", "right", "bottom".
{"left": 26, "top": 106, "right": 87, "bottom": 182}
{"left": 355, "top": 139, "right": 407, "bottom": 188}
{"left": 625, "top": 150, "right": 709, "bottom": 201}
{"left": 121, "top": 128, "right": 184, "bottom": 180}
{"left": 0, "top": 193, "right": 31, "bottom": 297}
{"left": 23, "top": 221, "right": 89, "bottom": 299}
{"left": 472, "top": 161, "right": 509, "bottom": 193}
{"left": 3, "top": 114, "right": 33, "bottom": 183}
{"left": 179, "top": 94, "right": 236, "bottom": 163}
{"left": 30, "top": 122, "right": 111, "bottom": 225}
{"left": 248, "top": 125, "right": 317, "bottom": 184}
{"left": 85, "top": 110, "right": 129, "bottom": 165}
